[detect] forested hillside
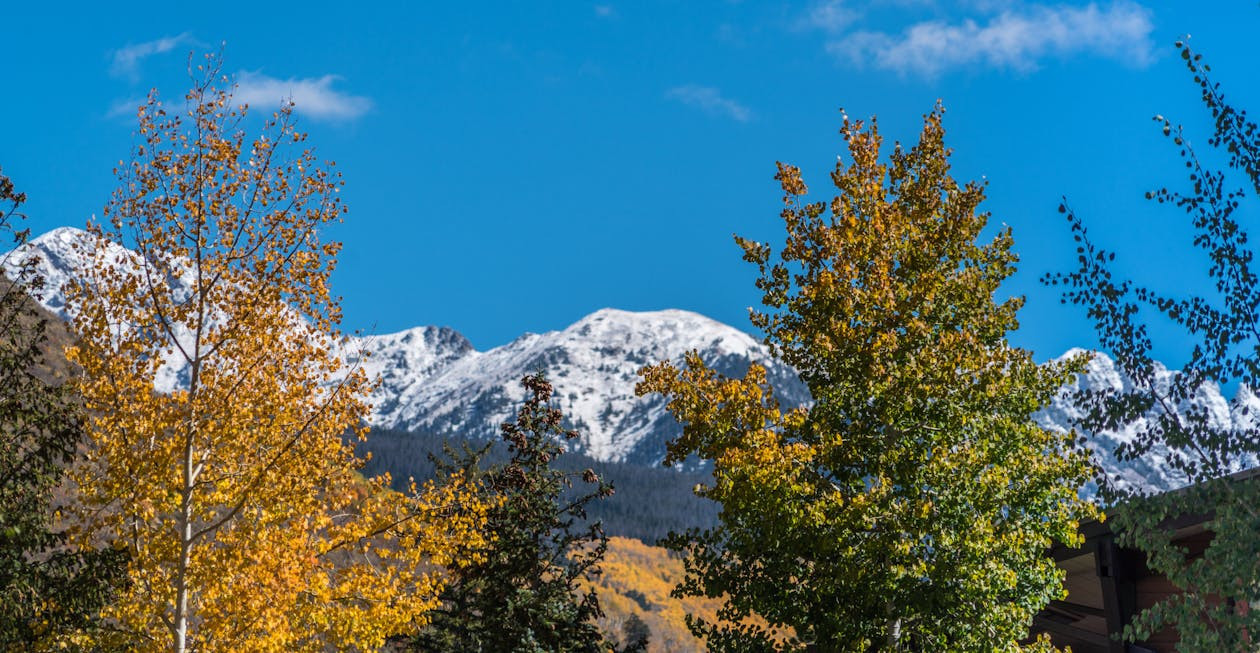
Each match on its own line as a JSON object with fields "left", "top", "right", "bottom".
{"left": 0, "top": 272, "right": 74, "bottom": 383}
{"left": 589, "top": 537, "right": 779, "bottom": 653}
{"left": 360, "top": 429, "right": 720, "bottom": 543}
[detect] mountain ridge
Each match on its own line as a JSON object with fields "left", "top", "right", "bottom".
{"left": 8, "top": 226, "right": 1260, "bottom": 488}
{"left": 2, "top": 227, "right": 810, "bottom": 464}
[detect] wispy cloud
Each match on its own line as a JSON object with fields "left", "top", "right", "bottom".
{"left": 594, "top": 4, "right": 616, "bottom": 18}
{"left": 666, "top": 85, "right": 752, "bottom": 122}
{"left": 110, "top": 33, "right": 196, "bottom": 80}
{"left": 233, "top": 72, "right": 373, "bottom": 121}
{"left": 828, "top": 1, "right": 1155, "bottom": 77}
{"left": 797, "top": 0, "right": 859, "bottom": 33}
{"left": 106, "top": 96, "right": 148, "bottom": 119}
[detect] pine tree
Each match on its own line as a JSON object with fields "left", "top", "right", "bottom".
{"left": 638, "top": 106, "right": 1096, "bottom": 651}
{"left": 413, "top": 373, "right": 616, "bottom": 652}
{"left": 620, "top": 613, "right": 650, "bottom": 652}
{"left": 0, "top": 168, "right": 127, "bottom": 649}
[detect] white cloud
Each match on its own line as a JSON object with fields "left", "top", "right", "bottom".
{"left": 110, "top": 33, "right": 196, "bottom": 80}
{"left": 233, "top": 72, "right": 373, "bottom": 121}
{"left": 666, "top": 85, "right": 753, "bottom": 122}
{"left": 799, "top": 0, "right": 859, "bottom": 33}
{"left": 106, "top": 96, "right": 148, "bottom": 119}
{"left": 829, "top": 1, "right": 1155, "bottom": 77}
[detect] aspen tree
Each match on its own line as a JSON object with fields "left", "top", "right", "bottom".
{"left": 65, "top": 56, "right": 487, "bottom": 652}
{"left": 639, "top": 106, "right": 1096, "bottom": 651}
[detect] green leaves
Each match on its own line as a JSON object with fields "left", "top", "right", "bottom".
{"left": 1047, "top": 36, "right": 1260, "bottom": 651}
{"left": 0, "top": 167, "right": 127, "bottom": 649}
{"left": 639, "top": 106, "right": 1095, "bottom": 651}
{"left": 414, "top": 374, "right": 616, "bottom": 652}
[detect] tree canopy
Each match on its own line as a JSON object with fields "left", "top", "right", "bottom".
{"left": 61, "top": 57, "right": 487, "bottom": 652}
{"left": 639, "top": 105, "right": 1096, "bottom": 651}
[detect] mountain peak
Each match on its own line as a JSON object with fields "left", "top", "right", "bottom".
{"left": 3, "top": 226, "right": 102, "bottom": 319}
{"left": 563, "top": 307, "right": 761, "bottom": 358}
{"left": 580, "top": 306, "right": 707, "bottom": 322}
{"left": 362, "top": 305, "right": 801, "bottom": 463}
{"left": 29, "top": 225, "right": 90, "bottom": 246}
{"left": 11, "top": 225, "right": 1240, "bottom": 488}
{"left": 577, "top": 306, "right": 738, "bottom": 329}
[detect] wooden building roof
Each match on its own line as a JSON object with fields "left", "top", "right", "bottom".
{"left": 1029, "top": 467, "right": 1260, "bottom": 652}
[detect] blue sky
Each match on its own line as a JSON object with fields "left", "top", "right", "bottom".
{"left": 3, "top": 1, "right": 1258, "bottom": 364}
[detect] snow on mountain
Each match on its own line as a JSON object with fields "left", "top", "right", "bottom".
{"left": 1033, "top": 348, "right": 1260, "bottom": 494}
{"left": 1, "top": 226, "right": 201, "bottom": 392}
{"left": 361, "top": 308, "right": 809, "bottom": 463}
{"left": 340, "top": 325, "right": 475, "bottom": 430}
{"left": 9, "top": 226, "right": 1260, "bottom": 481}
{"left": 2, "top": 227, "right": 807, "bottom": 464}
{"left": 2, "top": 226, "right": 115, "bottom": 321}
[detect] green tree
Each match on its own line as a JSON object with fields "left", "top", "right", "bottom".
{"left": 412, "top": 374, "right": 616, "bottom": 652}
{"left": 0, "top": 168, "right": 127, "bottom": 649}
{"left": 637, "top": 106, "right": 1096, "bottom": 651}
{"left": 1046, "top": 38, "right": 1260, "bottom": 650}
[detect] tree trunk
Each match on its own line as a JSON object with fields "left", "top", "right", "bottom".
{"left": 173, "top": 442, "right": 194, "bottom": 653}
{"left": 885, "top": 601, "right": 901, "bottom": 651}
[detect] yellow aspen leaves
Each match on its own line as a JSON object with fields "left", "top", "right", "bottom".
{"left": 60, "top": 55, "right": 487, "bottom": 652}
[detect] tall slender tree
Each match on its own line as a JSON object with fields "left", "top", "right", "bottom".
{"left": 0, "top": 168, "right": 127, "bottom": 650}
{"left": 64, "top": 56, "right": 487, "bottom": 652}
{"left": 1047, "top": 37, "right": 1260, "bottom": 649}
{"left": 412, "top": 373, "right": 616, "bottom": 652}
{"left": 638, "top": 106, "right": 1096, "bottom": 651}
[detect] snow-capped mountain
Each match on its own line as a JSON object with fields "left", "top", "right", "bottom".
{"left": 3, "top": 227, "right": 808, "bottom": 464}
{"left": 1033, "top": 348, "right": 1260, "bottom": 494}
{"left": 1, "top": 226, "right": 207, "bottom": 392}
{"left": 349, "top": 307, "right": 809, "bottom": 464}
{"left": 8, "top": 226, "right": 1260, "bottom": 483}
{"left": 2, "top": 226, "right": 122, "bottom": 320}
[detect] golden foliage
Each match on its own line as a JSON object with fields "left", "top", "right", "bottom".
{"left": 60, "top": 56, "right": 487, "bottom": 652}
{"left": 588, "top": 537, "right": 783, "bottom": 653}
